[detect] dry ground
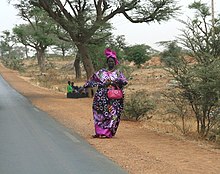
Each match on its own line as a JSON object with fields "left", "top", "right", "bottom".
{"left": 1, "top": 62, "right": 220, "bottom": 174}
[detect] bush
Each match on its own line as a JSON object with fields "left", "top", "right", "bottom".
{"left": 35, "top": 69, "right": 62, "bottom": 88}
{"left": 124, "top": 44, "right": 151, "bottom": 68}
{"left": 118, "top": 64, "right": 134, "bottom": 80}
{"left": 123, "top": 90, "right": 155, "bottom": 120}
{"left": 208, "top": 108, "right": 220, "bottom": 143}
{"left": 163, "top": 90, "right": 192, "bottom": 135}
{"left": 2, "top": 57, "right": 24, "bottom": 71}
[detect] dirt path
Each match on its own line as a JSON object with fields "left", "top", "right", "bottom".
{"left": 1, "top": 64, "right": 220, "bottom": 174}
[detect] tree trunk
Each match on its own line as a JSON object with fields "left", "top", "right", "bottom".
{"left": 8, "top": 49, "right": 11, "bottom": 59}
{"left": 74, "top": 51, "right": 81, "bottom": 79}
{"left": 25, "top": 45, "right": 29, "bottom": 59}
{"left": 36, "top": 48, "right": 46, "bottom": 72}
{"left": 76, "top": 43, "right": 94, "bottom": 79}
{"left": 61, "top": 47, "right": 65, "bottom": 59}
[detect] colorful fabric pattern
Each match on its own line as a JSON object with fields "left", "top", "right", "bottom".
{"left": 84, "top": 68, "right": 127, "bottom": 137}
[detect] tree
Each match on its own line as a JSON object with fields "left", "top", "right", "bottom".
{"left": 0, "top": 30, "right": 25, "bottom": 70}
{"left": 51, "top": 40, "right": 73, "bottom": 58}
{"left": 13, "top": 2, "right": 57, "bottom": 72}
{"left": 160, "top": 1, "right": 220, "bottom": 137}
{"left": 13, "top": 22, "right": 55, "bottom": 72}
{"left": 124, "top": 44, "right": 153, "bottom": 67}
{"left": 0, "top": 30, "right": 16, "bottom": 59}
{"left": 29, "top": 0, "right": 180, "bottom": 79}
{"left": 50, "top": 25, "right": 75, "bottom": 58}
{"left": 159, "top": 41, "right": 183, "bottom": 67}
{"left": 88, "top": 30, "right": 121, "bottom": 71}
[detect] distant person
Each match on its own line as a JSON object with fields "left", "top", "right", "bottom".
{"left": 82, "top": 48, "right": 128, "bottom": 138}
{"left": 78, "top": 86, "right": 88, "bottom": 95}
{"left": 67, "top": 81, "right": 73, "bottom": 93}
{"left": 71, "top": 82, "right": 79, "bottom": 93}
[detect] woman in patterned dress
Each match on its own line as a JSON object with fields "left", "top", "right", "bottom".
{"left": 83, "top": 48, "right": 127, "bottom": 138}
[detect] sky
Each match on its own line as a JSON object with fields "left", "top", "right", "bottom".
{"left": 0, "top": 0, "right": 219, "bottom": 51}
{"left": 111, "top": 0, "right": 220, "bottom": 50}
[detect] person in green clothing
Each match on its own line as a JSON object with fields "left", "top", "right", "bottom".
{"left": 67, "top": 81, "right": 73, "bottom": 93}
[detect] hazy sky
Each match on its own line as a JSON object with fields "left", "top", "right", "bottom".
{"left": 0, "top": 0, "right": 219, "bottom": 51}
{"left": 111, "top": 0, "right": 220, "bottom": 50}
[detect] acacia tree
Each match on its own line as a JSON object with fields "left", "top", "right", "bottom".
{"left": 0, "top": 30, "right": 16, "bottom": 59}
{"left": 88, "top": 23, "right": 117, "bottom": 71}
{"left": 124, "top": 44, "right": 154, "bottom": 67}
{"left": 161, "top": 1, "right": 220, "bottom": 137}
{"left": 29, "top": 0, "right": 180, "bottom": 79}
{"left": 52, "top": 38, "right": 73, "bottom": 58}
{"left": 12, "top": 2, "right": 57, "bottom": 72}
{"left": 0, "top": 30, "right": 25, "bottom": 70}
{"left": 55, "top": 20, "right": 113, "bottom": 78}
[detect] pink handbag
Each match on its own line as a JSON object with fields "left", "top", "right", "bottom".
{"left": 107, "top": 87, "right": 123, "bottom": 99}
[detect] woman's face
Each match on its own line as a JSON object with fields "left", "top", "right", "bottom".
{"left": 107, "top": 57, "right": 116, "bottom": 69}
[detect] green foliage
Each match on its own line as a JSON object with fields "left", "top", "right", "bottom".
{"left": 160, "top": 41, "right": 183, "bottom": 67}
{"left": 12, "top": 4, "right": 58, "bottom": 72}
{"left": 163, "top": 90, "right": 192, "bottom": 135}
{"left": 28, "top": 0, "right": 180, "bottom": 78}
{"left": 88, "top": 34, "right": 127, "bottom": 71}
{"left": 13, "top": 22, "right": 55, "bottom": 49}
{"left": 2, "top": 58, "right": 23, "bottom": 71}
{"left": 161, "top": 44, "right": 220, "bottom": 137}
{"left": 160, "top": 1, "right": 220, "bottom": 138}
{"left": 88, "top": 44, "right": 107, "bottom": 71}
{"left": 118, "top": 64, "right": 134, "bottom": 80}
{"left": 86, "top": 23, "right": 114, "bottom": 70}
{"left": 52, "top": 40, "right": 74, "bottom": 57}
{"left": 0, "top": 30, "right": 24, "bottom": 71}
{"left": 0, "top": 30, "right": 16, "bottom": 57}
{"left": 124, "top": 44, "right": 152, "bottom": 67}
{"left": 123, "top": 90, "right": 155, "bottom": 121}
{"left": 208, "top": 108, "right": 220, "bottom": 143}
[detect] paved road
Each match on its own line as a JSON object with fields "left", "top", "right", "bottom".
{"left": 0, "top": 75, "right": 127, "bottom": 174}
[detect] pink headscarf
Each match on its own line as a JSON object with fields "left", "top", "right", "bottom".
{"left": 104, "top": 48, "right": 119, "bottom": 65}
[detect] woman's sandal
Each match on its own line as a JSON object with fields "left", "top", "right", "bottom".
{"left": 92, "top": 134, "right": 110, "bottom": 138}
{"left": 92, "top": 134, "right": 100, "bottom": 138}
{"left": 100, "top": 135, "right": 109, "bottom": 139}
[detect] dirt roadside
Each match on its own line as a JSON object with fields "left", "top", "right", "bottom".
{"left": 1, "top": 64, "right": 220, "bottom": 174}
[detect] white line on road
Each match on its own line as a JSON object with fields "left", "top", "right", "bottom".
{"left": 33, "top": 108, "right": 40, "bottom": 112}
{"left": 63, "top": 131, "right": 80, "bottom": 143}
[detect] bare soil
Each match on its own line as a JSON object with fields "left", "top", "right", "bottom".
{"left": 1, "top": 63, "right": 220, "bottom": 174}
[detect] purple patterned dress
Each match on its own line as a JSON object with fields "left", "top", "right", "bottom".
{"left": 84, "top": 68, "right": 127, "bottom": 138}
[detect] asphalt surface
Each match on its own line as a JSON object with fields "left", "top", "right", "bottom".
{"left": 0, "top": 75, "right": 127, "bottom": 174}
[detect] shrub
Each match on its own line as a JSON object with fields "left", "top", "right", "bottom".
{"left": 118, "top": 64, "right": 134, "bottom": 80}
{"left": 163, "top": 90, "right": 192, "bottom": 135}
{"left": 35, "top": 69, "right": 60, "bottom": 88}
{"left": 2, "top": 57, "right": 24, "bottom": 71}
{"left": 123, "top": 90, "right": 155, "bottom": 121}
{"left": 124, "top": 44, "right": 151, "bottom": 68}
{"left": 208, "top": 108, "right": 220, "bottom": 143}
